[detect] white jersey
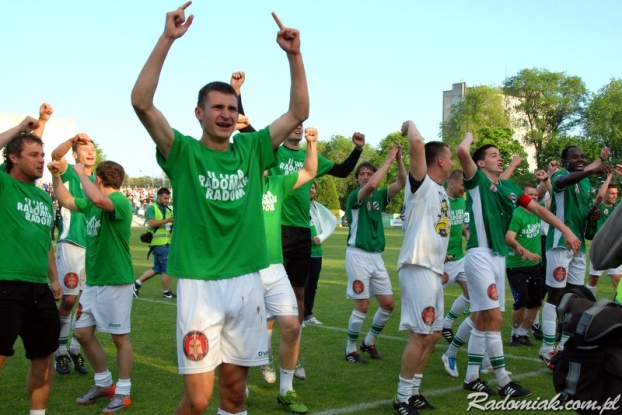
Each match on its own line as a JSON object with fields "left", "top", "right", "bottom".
{"left": 398, "top": 175, "right": 451, "bottom": 274}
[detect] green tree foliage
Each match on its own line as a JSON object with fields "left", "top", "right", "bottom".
{"left": 474, "top": 127, "right": 531, "bottom": 185}
{"left": 92, "top": 140, "right": 107, "bottom": 166}
{"left": 314, "top": 175, "right": 341, "bottom": 210}
{"left": 583, "top": 78, "right": 622, "bottom": 161}
{"left": 441, "top": 85, "right": 512, "bottom": 151}
{"left": 503, "top": 68, "right": 588, "bottom": 168}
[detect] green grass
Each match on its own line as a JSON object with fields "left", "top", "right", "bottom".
{"left": 1, "top": 228, "right": 612, "bottom": 414}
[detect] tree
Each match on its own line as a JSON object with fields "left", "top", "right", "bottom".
{"left": 473, "top": 126, "right": 531, "bottom": 185}
{"left": 92, "top": 140, "right": 107, "bottom": 166}
{"left": 503, "top": 68, "right": 588, "bottom": 168}
{"left": 314, "top": 175, "right": 340, "bottom": 210}
{"left": 441, "top": 85, "right": 512, "bottom": 151}
{"left": 583, "top": 78, "right": 622, "bottom": 162}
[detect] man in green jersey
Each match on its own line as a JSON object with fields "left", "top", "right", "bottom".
{"left": 133, "top": 187, "right": 176, "bottom": 299}
{"left": 0, "top": 117, "right": 62, "bottom": 415}
{"left": 586, "top": 174, "right": 621, "bottom": 296}
{"left": 540, "top": 146, "right": 613, "bottom": 368}
{"left": 456, "top": 133, "right": 581, "bottom": 398}
{"left": 258, "top": 126, "right": 317, "bottom": 414}
{"left": 50, "top": 160, "right": 134, "bottom": 414}
{"left": 505, "top": 183, "right": 544, "bottom": 347}
{"left": 131, "top": 4, "right": 309, "bottom": 414}
{"left": 50, "top": 132, "right": 97, "bottom": 375}
{"left": 345, "top": 143, "right": 406, "bottom": 365}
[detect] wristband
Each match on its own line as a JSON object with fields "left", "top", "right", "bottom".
{"left": 599, "top": 156, "right": 606, "bottom": 162}
{"left": 542, "top": 177, "right": 549, "bottom": 182}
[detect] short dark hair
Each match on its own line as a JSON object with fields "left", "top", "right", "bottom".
{"left": 355, "top": 162, "right": 377, "bottom": 177}
{"left": 561, "top": 146, "right": 580, "bottom": 161}
{"left": 424, "top": 141, "right": 449, "bottom": 166}
{"left": 449, "top": 169, "right": 463, "bottom": 182}
{"left": 522, "top": 183, "right": 537, "bottom": 191}
{"left": 608, "top": 183, "right": 618, "bottom": 191}
{"left": 157, "top": 187, "right": 171, "bottom": 196}
{"left": 96, "top": 161, "right": 125, "bottom": 189}
{"left": 3, "top": 133, "right": 43, "bottom": 173}
{"left": 72, "top": 139, "right": 97, "bottom": 154}
{"left": 197, "top": 82, "right": 238, "bottom": 108}
{"left": 472, "top": 144, "right": 497, "bottom": 165}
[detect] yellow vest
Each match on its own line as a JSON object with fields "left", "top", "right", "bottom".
{"left": 148, "top": 203, "right": 173, "bottom": 246}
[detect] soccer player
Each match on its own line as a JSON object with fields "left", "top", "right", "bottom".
{"left": 456, "top": 133, "right": 581, "bottom": 398}
{"left": 259, "top": 126, "right": 317, "bottom": 414}
{"left": 393, "top": 121, "right": 451, "bottom": 414}
{"left": 50, "top": 132, "right": 97, "bottom": 375}
{"left": 586, "top": 174, "right": 620, "bottom": 296}
{"left": 505, "top": 183, "right": 544, "bottom": 347}
{"left": 50, "top": 160, "right": 134, "bottom": 414}
{"left": 0, "top": 117, "right": 62, "bottom": 415}
{"left": 345, "top": 142, "right": 406, "bottom": 364}
{"left": 540, "top": 146, "right": 612, "bottom": 367}
{"left": 133, "top": 187, "right": 176, "bottom": 299}
{"left": 440, "top": 169, "right": 470, "bottom": 343}
{"left": 131, "top": 3, "right": 309, "bottom": 414}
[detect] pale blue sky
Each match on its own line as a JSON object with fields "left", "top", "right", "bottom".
{"left": 1, "top": 0, "right": 620, "bottom": 177}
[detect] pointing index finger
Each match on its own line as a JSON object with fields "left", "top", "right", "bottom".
{"left": 272, "top": 12, "right": 284, "bottom": 29}
{"left": 179, "top": 1, "right": 192, "bottom": 11}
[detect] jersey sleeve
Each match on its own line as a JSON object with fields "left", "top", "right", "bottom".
{"left": 282, "top": 172, "right": 299, "bottom": 198}
{"left": 145, "top": 204, "right": 156, "bottom": 220}
{"left": 156, "top": 129, "right": 188, "bottom": 180}
{"left": 74, "top": 197, "right": 89, "bottom": 213}
{"left": 551, "top": 170, "right": 566, "bottom": 193}
{"left": 60, "top": 163, "right": 76, "bottom": 182}
{"left": 108, "top": 192, "right": 131, "bottom": 221}
{"left": 346, "top": 189, "right": 361, "bottom": 211}
{"left": 463, "top": 169, "right": 483, "bottom": 190}
{"left": 317, "top": 154, "right": 336, "bottom": 178}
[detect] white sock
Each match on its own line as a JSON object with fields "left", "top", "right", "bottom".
{"left": 279, "top": 368, "right": 294, "bottom": 395}
{"left": 465, "top": 329, "right": 486, "bottom": 382}
{"left": 116, "top": 378, "right": 131, "bottom": 396}
{"left": 30, "top": 410, "right": 46, "bottom": 415}
{"left": 446, "top": 317, "right": 473, "bottom": 357}
{"left": 94, "top": 370, "right": 113, "bottom": 389}
{"left": 485, "top": 331, "right": 510, "bottom": 387}
{"left": 542, "top": 302, "right": 557, "bottom": 350}
{"left": 411, "top": 373, "right": 423, "bottom": 395}
{"left": 346, "top": 310, "right": 366, "bottom": 353}
{"left": 217, "top": 410, "right": 247, "bottom": 415}
{"left": 57, "top": 315, "right": 71, "bottom": 355}
{"left": 364, "top": 307, "right": 391, "bottom": 346}
{"left": 397, "top": 375, "right": 413, "bottom": 402}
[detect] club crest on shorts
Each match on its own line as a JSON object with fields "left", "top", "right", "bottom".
{"left": 64, "top": 272, "right": 79, "bottom": 289}
{"left": 183, "top": 331, "right": 209, "bottom": 361}
{"left": 352, "top": 280, "right": 365, "bottom": 294}
{"left": 422, "top": 307, "right": 435, "bottom": 326}
{"left": 442, "top": 272, "right": 449, "bottom": 285}
{"left": 487, "top": 284, "right": 498, "bottom": 301}
{"left": 75, "top": 303, "right": 83, "bottom": 321}
{"left": 553, "top": 267, "right": 567, "bottom": 282}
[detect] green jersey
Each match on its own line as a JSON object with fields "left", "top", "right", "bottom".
{"left": 262, "top": 173, "right": 298, "bottom": 265}
{"left": 447, "top": 196, "right": 466, "bottom": 260}
{"left": 310, "top": 221, "right": 322, "bottom": 257}
{"left": 597, "top": 200, "right": 620, "bottom": 230}
{"left": 0, "top": 171, "right": 53, "bottom": 284}
{"left": 465, "top": 169, "right": 525, "bottom": 256}
{"left": 346, "top": 188, "right": 390, "bottom": 252}
{"left": 547, "top": 169, "right": 590, "bottom": 253}
{"left": 268, "top": 146, "right": 335, "bottom": 228}
{"left": 58, "top": 164, "right": 96, "bottom": 247}
{"left": 157, "top": 127, "right": 275, "bottom": 280}
{"left": 75, "top": 192, "right": 133, "bottom": 286}
{"left": 506, "top": 207, "right": 542, "bottom": 268}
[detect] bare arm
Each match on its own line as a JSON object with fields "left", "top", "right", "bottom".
{"left": 268, "top": 13, "right": 309, "bottom": 148}
{"left": 294, "top": 127, "right": 318, "bottom": 189}
{"left": 525, "top": 199, "right": 581, "bottom": 254}
{"left": 505, "top": 228, "right": 540, "bottom": 262}
{"left": 462, "top": 223, "right": 470, "bottom": 241}
{"left": 500, "top": 155, "right": 523, "bottom": 180}
{"left": 585, "top": 147, "right": 610, "bottom": 171}
{"left": 554, "top": 164, "right": 613, "bottom": 189}
{"left": 457, "top": 132, "right": 477, "bottom": 180}
{"left": 594, "top": 173, "right": 613, "bottom": 207}
{"left": 402, "top": 121, "right": 426, "bottom": 181}
{"left": 358, "top": 145, "right": 399, "bottom": 202}
{"left": 388, "top": 142, "right": 407, "bottom": 199}
{"left": 49, "top": 162, "right": 78, "bottom": 212}
{"left": 33, "top": 103, "right": 53, "bottom": 139}
{"left": 74, "top": 164, "right": 115, "bottom": 212}
{"left": 131, "top": 3, "right": 194, "bottom": 159}
{"left": 51, "top": 133, "right": 92, "bottom": 174}
{"left": 48, "top": 246, "right": 62, "bottom": 300}
{"left": 0, "top": 117, "right": 39, "bottom": 152}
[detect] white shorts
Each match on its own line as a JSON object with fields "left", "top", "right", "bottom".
{"left": 546, "top": 248, "right": 586, "bottom": 288}
{"left": 442, "top": 257, "right": 467, "bottom": 288}
{"left": 56, "top": 242, "right": 86, "bottom": 295}
{"left": 589, "top": 261, "right": 622, "bottom": 277}
{"left": 345, "top": 247, "right": 393, "bottom": 299}
{"left": 398, "top": 265, "right": 444, "bottom": 334}
{"left": 464, "top": 248, "right": 506, "bottom": 312}
{"left": 176, "top": 274, "right": 269, "bottom": 375}
{"left": 74, "top": 284, "right": 133, "bottom": 334}
{"left": 260, "top": 264, "right": 298, "bottom": 319}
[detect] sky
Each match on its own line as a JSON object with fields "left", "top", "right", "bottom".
{"left": 1, "top": 0, "right": 621, "bottom": 178}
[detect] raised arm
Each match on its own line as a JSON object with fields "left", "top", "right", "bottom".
{"left": 457, "top": 132, "right": 477, "bottom": 180}
{"left": 554, "top": 163, "right": 613, "bottom": 189}
{"left": 388, "top": 142, "right": 407, "bottom": 199}
{"left": 294, "top": 127, "right": 318, "bottom": 189}
{"left": 358, "top": 144, "right": 399, "bottom": 202}
{"left": 594, "top": 173, "right": 613, "bottom": 207}
{"left": 74, "top": 164, "right": 115, "bottom": 213}
{"left": 131, "top": 2, "right": 194, "bottom": 159}
{"left": 326, "top": 132, "right": 364, "bottom": 177}
{"left": 51, "top": 133, "right": 92, "bottom": 173}
{"left": 500, "top": 155, "right": 523, "bottom": 180}
{"left": 585, "top": 146, "right": 609, "bottom": 171}
{"left": 33, "top": 103, "right": 53, "bottom": 139}
{"left": 231, "top": 72, "right": 257, "bottom": 133}
{"left": 536, "top": 160, "right": 557, "bottom": 201}
{"left": 49, "top": 161, "right": 78, "bottom": 211}
{"left": 0, "top": 116, "right": 39, "bottom": 152}
{"left": 268, "top": 13, "right": 309, "bottom": 148}
{"left": 403, "top": 120, "right": 426, "bottom": 182}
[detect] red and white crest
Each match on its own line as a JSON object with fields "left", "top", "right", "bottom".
{"left": 183, "top": 331, "right": 209, "bottom": 361}
{"left": 352, "top": 280, "right": 365, "bottom": 294}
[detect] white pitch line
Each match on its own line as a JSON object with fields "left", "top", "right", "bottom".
{"left": 309, "top": 324, "right": 543, "bottom": 363}
{"left": 312, "top": 369, "right": 550, "bottom": 415}
{"left": 134, "top": 297, "right": 177, "bottom": 306}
